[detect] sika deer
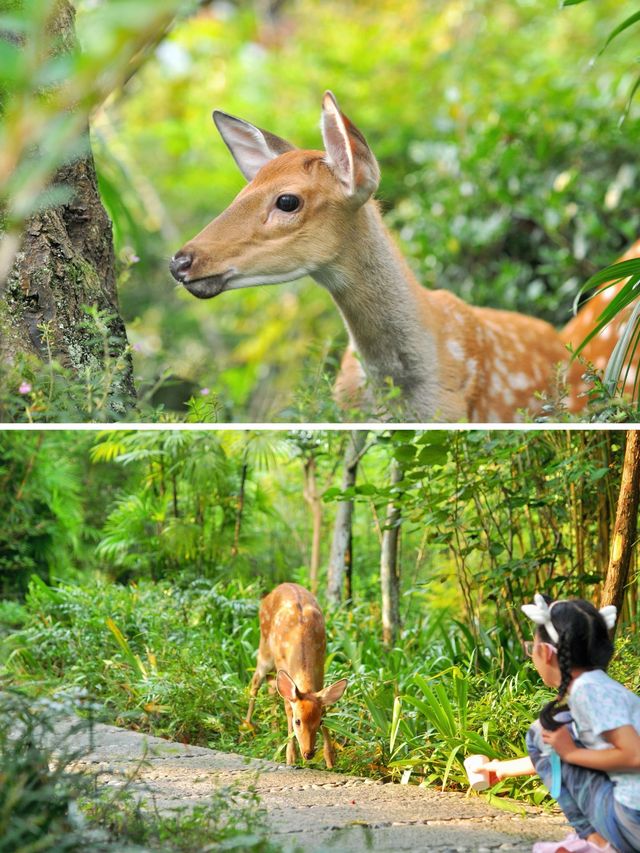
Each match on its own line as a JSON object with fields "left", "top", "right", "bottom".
{"left": 245, "top": 583, "right": 347, "bottom": 768}
{"left": 170, "top": 91, "right": 639, "bottom": 421}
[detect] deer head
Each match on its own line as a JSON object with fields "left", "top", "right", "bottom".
{"left": 276, "top": 669, "right": 348, "bottom": 761}
{"left": 169, "top": 91, "right": 380, "bottom": 299}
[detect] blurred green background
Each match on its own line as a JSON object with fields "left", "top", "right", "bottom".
{"left": 91, "top": 0, "right": 640, "bottom": 420}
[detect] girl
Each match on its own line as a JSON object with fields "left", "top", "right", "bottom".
{"left": 480, "top": 594, "right": 640, "bottom": 853}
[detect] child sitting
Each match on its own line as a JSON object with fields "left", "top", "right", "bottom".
{"left": 480, "top": 594, "right": 640, "bottom": 853}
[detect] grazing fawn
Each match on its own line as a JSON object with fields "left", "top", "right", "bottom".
{"left": 245, "top": 583, "right": 347, "bottom": 768}
{"left": 170, "top": 91, "right": 639, "bottom": 422}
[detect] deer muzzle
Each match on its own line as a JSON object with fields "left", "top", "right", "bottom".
{"left": 169, "top": 253, "right": 230, "bottom": 299}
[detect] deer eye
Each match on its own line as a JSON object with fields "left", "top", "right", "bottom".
{"left": 276, "top": 194, "right": 300, "bottom": 212}
{"left": 295, "top": 719, "right": 301, "bottom": 726}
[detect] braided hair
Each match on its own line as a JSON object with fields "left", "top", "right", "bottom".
{"left": 538, "top": 597, "right": 614, "bottom": 731}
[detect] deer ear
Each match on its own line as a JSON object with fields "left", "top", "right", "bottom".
{"left": 317, "top": 678, "right": 348, "bottom": 707}
{"left": 321, "top": 91, "right": 380, "bottom": 205}
{"left": 276, "top": 670, "right": 300, "bottom": 702}
{"left": 213, "top": 111, "right": 296, "bottom": 182}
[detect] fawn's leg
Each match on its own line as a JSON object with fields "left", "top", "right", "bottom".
{"left": 284, "top": 700, "right": 297, "bottom": 765}
{"left": 322, "top": 725, "right": 335, "bottom": 769}
{"left": 246, "top": 646, "right": 272, "bottom": 725}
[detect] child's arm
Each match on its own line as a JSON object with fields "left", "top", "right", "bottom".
{"left": 480, "top": 756, "right": 536, "bottom": 782}
{"left": 543, "top": 724, "right": 640, "bottom": 773}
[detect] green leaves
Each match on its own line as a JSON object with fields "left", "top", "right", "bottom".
{"left": 0, "top": 0, "right": 189, "bottom": 283}
{"left": 599, "top": 11, "right": 640, "bottom": 54}
{"left": 572, "top": 259, "right": 640, "bottom": 402}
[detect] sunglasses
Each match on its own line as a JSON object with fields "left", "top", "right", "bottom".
{"left": 523, "top": 639, "right": 558, "bottom": 658}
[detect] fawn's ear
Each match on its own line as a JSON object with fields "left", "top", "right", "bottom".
{"left": 276, "top": 670, "right": 300, "bottom": 702}
{"left": 317, "top": 678, "right": 348, "bottom": 707}
{"left": 321, "top": 91, "right": 380, "bottom": 205}
{"left": 213, "top": 111, "right": 296, "bottom": 181}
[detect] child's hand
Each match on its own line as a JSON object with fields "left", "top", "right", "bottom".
{"left": 541, "top": 724, "right": 576, "bottom": 758}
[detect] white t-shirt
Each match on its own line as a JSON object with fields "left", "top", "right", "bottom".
{"left": 568, "top": 669, "right": 640, "bottom": 809}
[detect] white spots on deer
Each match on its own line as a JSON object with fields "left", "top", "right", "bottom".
{"left": 446, "top": 339, "right": 464, "bottom": 361}
{"left": 509, "top": 372, "right": 531, "bottom": 391}
{"left": 583, "top": 306, "right": 596, "bottom": 325}
{"left": 494, "top": 358, "right": 508, "bottom": 377}
{"left": 490, "top": 374, "right": 504, "bottom": 397}
{"left": 502, "top": 387, "right": 515, "bottom": 406}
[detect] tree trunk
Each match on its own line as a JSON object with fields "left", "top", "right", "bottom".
{"left": 231, "top": 461, "right": 248, "bottom": 558}
{"left": 380, "top": 458, "right": 403, "bottom": 647}
{"left": 327, "top": 430, "right": 367, "bottom": 607}
{"left": 0, "top": 1, "right": 134, "bottom": 414}
{"left": 302, "top": 456, "right": 322, "bottom": 594}
{"left": 600, "top": 430, "right": 640, "bottom": 632}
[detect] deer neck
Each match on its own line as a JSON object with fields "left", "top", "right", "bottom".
{"left": 312, "top": 202, "right": 439, "bottom": 415}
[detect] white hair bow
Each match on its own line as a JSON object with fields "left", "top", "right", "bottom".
{"left": 521, "top": 593, "right": 560, "bottom": 643}
{"left": 599, "top": 605, "right": 618, "bottom": 631}
{"left": 521, "top": 594, "right": 617, "bottom": 644}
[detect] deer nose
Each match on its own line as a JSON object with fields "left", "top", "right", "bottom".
{"left": 303, "top": 750, "right": 315, "bottom": 761}
{"left": 169, "top": 252, "right": 193, "bottom": 282}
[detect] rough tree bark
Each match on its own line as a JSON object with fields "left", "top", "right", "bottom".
{"left": 0, "top": 1, "right": 134, "bottom": 411}
{"left": 600, "top": 429, "right": 640, "bottom": 632}
{"left": 380, "top": 458, "right": 403, "bottom": 647}
{"left": 326, "top": 430, "right": 368, "bottom": 607}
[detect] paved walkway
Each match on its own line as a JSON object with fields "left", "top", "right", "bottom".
{"left": 71, "top": 722, "right": 569, "bottom": 852}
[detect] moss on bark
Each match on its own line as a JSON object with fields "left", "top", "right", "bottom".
{"left": 0, "top": 0, "right": 135, "bottom": 417}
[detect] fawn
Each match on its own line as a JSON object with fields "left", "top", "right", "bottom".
{"left": 170, "top": 91, "right": 639, "bottom": 422}
{"left": 245, "top": 583, "right": 347, "bottom": 768}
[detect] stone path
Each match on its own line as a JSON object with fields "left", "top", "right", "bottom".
{"left": 70, "top": 722, "right": 569, "bottom": 852}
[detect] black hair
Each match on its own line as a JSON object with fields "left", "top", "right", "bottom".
{"left": 537, "top": 597, "right": 614, "bottom": 731}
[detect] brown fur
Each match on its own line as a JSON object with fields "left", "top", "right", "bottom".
{"left": 244, "top": 583, "right": 347, "bottom": 768}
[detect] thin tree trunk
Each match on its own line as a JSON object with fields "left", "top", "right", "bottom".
{"left": 231, "top": 461, "right": 248, "bottom": 558}
{"left": 0, "top": 1, "right": 134, "bottom": 414}
{"left": 302, "top": 456, "right": 322, "bottom": 594}
{"left": 600, "top": 430, "right": 640, "bottom": 633}
{"left": 380, "top": 457, "right": 403, "bottom": 647}
{"left": 327, "top": 430, "right": 368, "bottom": 607}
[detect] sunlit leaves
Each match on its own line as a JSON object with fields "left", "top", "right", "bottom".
{"left": 0, "top": 0, "right": 194, "bottom": 282}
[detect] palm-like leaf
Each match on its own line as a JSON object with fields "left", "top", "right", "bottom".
{"left": 572, "top": 259, "right": 640, "bottom": 401}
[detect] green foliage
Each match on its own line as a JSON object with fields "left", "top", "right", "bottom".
{"left": 324, "top": 430, "right": 623, "bottom": 628}
{"left": 564, "top": 0, "right": 640, "bottom": 117}
{"left": 90, "top": 430, "right": 286, "bottom": 580}
{"left": 0, "top": 310, "right": 137, "bottom": 423}
{"left": 0, "top": 432, "right": 89, "bottom": 596}
{"left": 2, "top": 577, "right": 263, "bottom": 745}
{"left": 0, "top": 0, "right": 195, "bottom": 273}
